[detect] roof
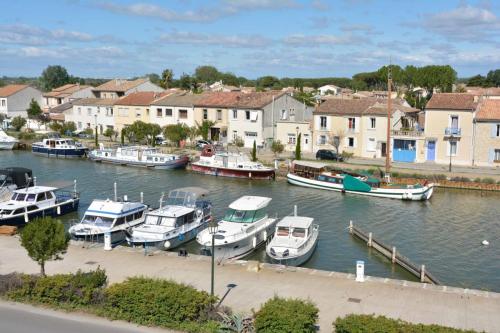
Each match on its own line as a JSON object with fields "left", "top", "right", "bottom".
{"left": 170, "top": 187, "right": 209, "bottom": 197}
{"left": 13, "top": 186, "right": 57, "bottom": 194}
{"left": 465, "top": 87, "right": 500, "bottom": 96}
{"left": 93, "top": 78, "right": 149, "bottom": 92}
{"left": 476, "top": 99, "right": 500, "bottom": 121}
{"left": 235, "top": 91, "right": 285, "bottom": 109}
{"left": 229, "top": 196, "right": 272, "bottom": 211}
{"left": 48, "top": 99, "right": 81, "bottom": 113}
{"left": 86, "top": 199, "right": 146, "bottom": 218}
{"left": 316, "top": 98, "right": 417, "bottom": 116}
{"left": 197, "top": 92, "right": 243, "bottom": 108}
{"left": 0, "top": 84, "right": 29, "bottom": 97}
{"left": 426, "top": 93, "right": 477, "bottom": 110}
{"left": 153, "top": 92, "right": 208, "bottom": 107}
{"left": 277, "top": 216, "right": 314, "bottom": 228}
{"left": 293, "top": 160, "right": 328, "bottom": 169}
{"left": 114, "top": 91, "right": 168, "bottom": 106}
{"left": 73, "top": 98, "right": 118, "bottom": 106}
{"left": 43, "top": 84, "right": 92, "bottom": 98}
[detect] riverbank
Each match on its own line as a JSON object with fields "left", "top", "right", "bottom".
{"left": 0, "top": 236, "right": 498, "bottom": 332}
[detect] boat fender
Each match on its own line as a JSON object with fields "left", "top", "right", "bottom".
{"left": 341, "top": 189, "right": 346, "bottom": 194}
{"left": 57, "top": 206, "right": 61, "bottom": 215}
{"left": 252, "top": 236, "right": 257, "bottom": 248}
{"left": 402, "top": 192, "right": 408, "bottom": 200}
{"left": 24, "top": 213, "right": 29, "bottom": 223}
{"left": 178, "top": 233, "right": 185, "bottom": 241}
{"left": 263, "top": 230, "right": 267, "bottom": 239}
{"left": 164, "top": 241, "right": 171, "bottom": 249}
{"left": 482, "top": 240, "right": 489, "bottom": 246}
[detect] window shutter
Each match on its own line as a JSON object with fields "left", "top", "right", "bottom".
{"left": 491, "top": 124, "right": 497, "bottom": 138}
{"left": 489, "top": 149, "right": 495, "bottom": 163}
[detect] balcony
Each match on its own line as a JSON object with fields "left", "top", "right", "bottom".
{"left": 445, "top": 127, "right": 461, "bottom": 136}
{"left": 318, "top": 126, "right": 328, "bottom": 131}
{"left": 391, "top": 129, "right": 424, "bottom": 137}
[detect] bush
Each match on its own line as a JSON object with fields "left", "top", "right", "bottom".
{"left": 481, "top": 177, "right": 495, "bottom": 184}
{"left": 333, "top": 314, "right": 476, "bottom": 333}
{"left": 18, "top": 132, "right": 36, "bottom": 140}
{"left": 234, "top": 136, "right": 244, "bottom": 148}
{"left": 7, "top": 268, "right": 107, "bottom": 306}
{"left": 473, "top": 177, "right": 482, "bottom": 183}
{"left": 0, "top": 273, "right": 25, "bottom": 296}
{"left": 254, "top": 296, "right": 318, "bottom": 333}
{"left": 450, "top": 177, "right": 471, "bottom": 183}
{"left": 340, "top": 151, "right": 354, "bottom": 161}
{"left": 11, "top": 116, "right": 27, "bottom": 131}
{"left": 103, "top": 277, "right": 218, "bottom": 332}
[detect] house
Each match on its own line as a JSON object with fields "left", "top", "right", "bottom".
{"left": 93, "top": 78, "right": 163, "bottom": 99}
{"left": 43, "top": 84, "right": 94, "bottom": 110}
{"left": 208, "top": 81, "right": 241, "bottom": 92}
{"left": 424, "top": 93, "right": 477, "bottom": 166}
{"left": 0, "top": 84, "right": 43, "bottom": 118}
{"left": 465, "top": 87, "right": 500, "bottom": 100}
{"left": 113, "top": 92, "right": 167, "bottom": 132}
{"left": 150, "top": 92, "right": 208, "bottom": 129}
{"left": 318, "top": 85, "right": 341, "bottom": 96}
{"left": 66, "top": 98, "right": 118, "bottom": 133}
{"left": 275, "top": 121, "right": 313, "bottom": 152}
{"left": 47, "top": 99, "right": 81, "bottom": 123}
{"left": 473, "top": 99, "right": 500, "bottom": 167}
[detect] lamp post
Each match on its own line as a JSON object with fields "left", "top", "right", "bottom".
{"left": 94, "top": 114, "right": 98, "bottom": 147}
{"left": 449, "top": 134, "right": 454, "bottom": 172}
{"left": 208, "top": 219, "right": 219, "bottom": 297}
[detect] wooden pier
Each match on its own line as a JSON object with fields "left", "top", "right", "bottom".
{"left": 348, "top": 221, "right": 440, "bottom": 285}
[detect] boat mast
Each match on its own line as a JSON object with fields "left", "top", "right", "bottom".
{"left": 385, "top": 66, "right": 392, "bottom": 181}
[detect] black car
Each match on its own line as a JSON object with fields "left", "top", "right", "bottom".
{"left": 316, "top": 149, "right": 344, "bottom": 162}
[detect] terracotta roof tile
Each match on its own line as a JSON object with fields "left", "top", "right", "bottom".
{"left": 476, "top": 99, "right": 500, "bottom": 121}
{"left": 234, "top": 91, "right": 285, "bottom": 109}
{"left": 73, "top": 98, "right": 119, "bottom": 106}
{"left": 197, "top": 92, "right": 245, "bottom": 108}
{"left": 93, "top": 78, "right": 149, "bottom": 92}
{"left": 153, "top": 92, "right": 209, "bottom": 107}
{"left": 315, "top": 98, "right": 416, "bottom": 116}
{"left": 113, "top": 91, "right": 169, "bottom": 106}
{"left": 43, "top": 84, "right": 92, "bottom": 98}
{"left": 426, "top": 93, "right": 477, "bottom": 110}
{"left": 0, "top": 84, "right": 29, "bottom": 97}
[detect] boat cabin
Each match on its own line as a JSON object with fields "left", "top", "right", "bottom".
{"left": 41, "top": 138, "right": 78, "bottom": 148}
{"left": 80, "top": 199, "right": 146, "bottom": 229}
{"left": 274, "top": 216, "right": 314, "bottom": 240}
{"left": 223, "top": 196, "right": 271, "bottom": 224}
{"left": 0, "top": 167, "right": 32, "bottom": 189}
{"left": 0, "top": 186, "right": 57, "bottom": 216}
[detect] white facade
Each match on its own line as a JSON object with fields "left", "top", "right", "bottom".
{"left": 0, "top": 86, "right": 43, "bottom": 118}
{"left": 318, "top": 85, "right": 341, "bottom": 96}
{"left": 229, "top": 109, "right": 264, "bottom": 148}
{"left": 149, "top": 105, "right": 196, "bottom": 127}
{"left": 65, "top": 103, "right": 115, "bottom": 133}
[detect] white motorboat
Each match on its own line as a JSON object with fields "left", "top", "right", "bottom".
{"left": 0, "top": 129, "right": 18, "bottom": 150}
{"left": 89, "top": 145, "right": 189, "bottom": 169}
{"left": 266, "top": 213, "right": 319, "bottom": 267}
{"left": 0, "top": 167, "right": 32, "bottom": 202}
{"left": 127, "top": 187, "right": 212, "bottom": 250}
{"left": 32, "top": 134, "right": 88, "bottom": 158}
{"left": 69, "top": 198, "right": 147, "bottom": 245}
{"left": 196, "top": 196, "right": 277, "bottom": 260}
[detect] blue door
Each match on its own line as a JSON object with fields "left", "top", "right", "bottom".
{"left": 393, "top": 139, "right": 416, "bottom": 163}
{"left": 427, "top": 141, "right": 436, "bottom": 161}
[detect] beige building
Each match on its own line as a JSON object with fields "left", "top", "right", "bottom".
{"left": 276, "top": 121, "right": 312, "bottom": 152}
{"left": 150, "top": 92, "right": 207, "bottom": 129}
{"left": 43, "top": 84, "right": 94, "bottom": 110}
{"left": 424, "top": 94, "right": 477, "bottom": 166}
{"left": 113, "top": 92, "right": 165, "bottom": 132}
{"left": 473, "top": 100, "right": 500, "bottom": 167}
{"left": 93, "top": 78, "right": 163, "bottom": 99}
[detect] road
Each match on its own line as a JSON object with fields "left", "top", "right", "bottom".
{"left": 0, "top": 301, "right": 174, "bottom": 333}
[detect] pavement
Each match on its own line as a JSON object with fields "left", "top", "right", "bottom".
{"left": 0, "top": 236, "right": 499, "bottom": 333}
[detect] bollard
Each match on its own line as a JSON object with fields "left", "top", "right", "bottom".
{"left": 349, "top": 220, "right": 353, "bottom": 233}
{"left": 392, "top": 246, "right": 396, "bottom": 263}
{"left": 355, "top": 260, "right": 365, "bottom": 282}
{"left": 420, "top": 265, "right": 425, "bottom": 282}
{"left": 368, "top": 232, "right": 372, "bottom": 247}
{"left": 104, "top": 232, "right": 112, "bottom": 251}
{"left": 274, "top": 159, "right": 278, "bottom": 170}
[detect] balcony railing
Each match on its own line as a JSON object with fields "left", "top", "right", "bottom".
{"left": 445, "top": 127, "right": 461, "bottom": 136}
{"left": 391, "top": 129, "right": 424, "bottom": 137}
{"left": 318, "top": 126, "right": 328, "bottom": 131}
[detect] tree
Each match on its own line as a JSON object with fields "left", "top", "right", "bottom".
{"left": 103, "top": 128, "right": 116, "bottom": 141}
{"left": 186, "top": 126, "right": 198, "bottom": 145}
{"left": 295, "top": 133, "right": 301, "bottom": 160}
{"left": 486, "top": 69, "right": 500, "bottom": 87}
{"left": 11, "top": 116, "right": 26, "bottom": 131}
{"left": 40, "top": 65, "right": 70, "bottom": 91}
{"left": 467, "top": 75, "right": 487, "bottom": 87}
{"left": 126, "top": 121, "right": 151, "bottom": 143}
{"left": 251, "top": 140, "right": 257, "bottom": 162}
{"left": 331, "top": 131, "right": 345, "bottom": 154}
{"left": 195, "top": 66, "right": 220, "bottom": 84}
{"left": 19, "top": 216, "right": 69, "bottom": 276}
{"left": 220, "top": 72, "right": 240, "bottom": 86}
{"left": 257, "top": 76, "right": 280, "bottom": 89}
{"left": 146, "top": 73, "right": 161, "bottom": 85}
{"left": 148, "top": 123, "right": 162, "bottom": 146}
{"left": 121, "top": 128, "right": 125, "bottom": 145}
{"left": 27, "top": 98, "right": 42, "bottom": 120}
{"left": 179, "top": 73, "right": 193, "bottom": 91}
{"left": 163, "top": 124, "right": 188, "bottom": 147}
{"left": 271, "top": 140, "right": 284, "bottom": 157}
{"left": 160, "top": 69, "right": 174, "bottom": 89}
{"left": 234, "top": 136, "right": 244, "bottom": 147}
{"left": 196, "top": 120, "right": 216, "bottom": 141}
{"left": 63, "top": 121, "right": 76, "bottom": 135}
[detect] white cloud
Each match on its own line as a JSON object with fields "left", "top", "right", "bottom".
{"left": 159, "top": 31, "right": 271, "bottom": 48}
{"left": 283, "top": 33, "right": 369, "bottom": 46}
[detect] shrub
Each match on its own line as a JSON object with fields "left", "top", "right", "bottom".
{"left": 18, "top": 132, "right": 36, "bottom": 140}
{"left": 450, "top": 177, "right": 471, "bottom": 183}
{"left": 0, "top": 273, "right": 25, "bottom": 296}
{"left": 234, "top": 136, "right": 244, "bottom": 148}
{"left": 473, "top": 177, "right": 482, "bottom": 183}
{"left": 271, "top": 140, "right": 284, "bottom": 156}
{"left": 11, "top": 116, "right": 27, "bottom": 131}
{"left": 333, "top": 314, "right": 476, "bottom": 333}
{"left": 254, "top": 296, "right": 318, "bottom": 333}
{"left": 103, "top": 277, "right": 217, "bottom": 332}
{"left": 481, "top": 177, "right": 495, "bottom": 184}
{"left": 340, "top": 151, "right": 354, "bottom": 161}
{"left": 7, "top": 268, "right": 107, "bottom": 306}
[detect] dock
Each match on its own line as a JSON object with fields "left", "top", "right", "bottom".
{"left": 348, "top": 221, "right": 440, "bottom": 285}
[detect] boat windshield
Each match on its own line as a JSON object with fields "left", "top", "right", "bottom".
{"left": 11, "top": 193, "right": 31, "bottom": 201}
{"left": 223, "top": 208, "right": 266, "bottom": 223}
{"left": 292, "top": 228, "right": 306, "bottom": 238}
{"left": 277, "top": 226, "right": 290, "bottom": 236}
{"left": 82, "top": 215, "right": 114, "bottom": 227}
{"left": 144, "top": 214, "right": 176, "bottom": 227}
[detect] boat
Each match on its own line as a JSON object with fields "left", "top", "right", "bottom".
{"left": 266, "top": 211, "right": 319, "bottom": 266}
{"left": 89, "top": 144, "right": 189, "bottom": 169}
{"left": 127, "top": 187, "right": 212, "bottom": 250}
{"left": 0, "top": 129, "right": 18, "bottom": 150}
{"left": 196, "top": 196, "right": 278, "bottom": 260}
{"left": 0, "top": 167, "right": 33, "bottom": 202}
{"left": 0, "top": 183, "right": 80, "bottom": 226}
{"left": 287, "top": 160, "right": 434, "bottom": 200}
{"left": 32, "top": 134, "right": 88, "bottom": 158}
{"left": 191, "top": 145, "right": 275, "bottom": 180}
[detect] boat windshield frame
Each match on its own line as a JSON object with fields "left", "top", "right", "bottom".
{"left": 143, "top": 214, "right": 177, "bottom": 227}
{"left": 223, "top": 208, "right": 267, "bottom": 223}
{"left": 81, "top": 214, "right": 115, "bottom": 227}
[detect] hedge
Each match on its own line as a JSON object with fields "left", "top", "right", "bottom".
{"left": 333, "top": 314, "right": 477, "bottom": 333}
{"left": 254, "top": 296, "right": 318, "bottom": 333}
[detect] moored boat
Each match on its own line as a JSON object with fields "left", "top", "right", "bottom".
{"left": 287, "top": 160, "right": 434, "bottom": 200}
{"left": 191, "top": 145, "right": 275, "bottom": 180}
{"left": 127, "top": 187, "right": 212, "bottom": 250}
{"left": 32, "top": 134, "right": 88, "bottom": 158}
{"left": 0, "top": 167, "right": 33, "bottom": 202}
{"left": 196, "top": 195, "right": 277, "bottom": 260}
{"left": 0, "top": 129, "right": 18, "bottom": 150}
{"left": 266, "top": 212, "right": 319, "bottom": 266}
{"left": 89, "top": 145, "right": 189, "bottom": 169}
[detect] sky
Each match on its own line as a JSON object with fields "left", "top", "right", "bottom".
{"left": 0, "top": 0, "right": 499, "bottom": 79}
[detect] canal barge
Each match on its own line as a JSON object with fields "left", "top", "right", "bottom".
{"left": 287, "top": 161, "right": 434, "bottom": 200}
{"left": 0, "top": 184, "right": 79, "bottom": 226}
{"left": 191, "top": 145, "right": 275, "bottom": 180}
{"left": 32, "top": 134, "right": 88, "bottom": 158}
{"left": 89, "top": 145, "right": 189, "bottom": 169}
{"left": 127, "top": 187, "right": 212, "bottom": 250}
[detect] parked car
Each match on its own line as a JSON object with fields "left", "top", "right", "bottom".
{"left": 196, "top": 140, "right": 211, "bottom": 150}
{"left": 316, "top": 149, "right": 343, "bottom": 162}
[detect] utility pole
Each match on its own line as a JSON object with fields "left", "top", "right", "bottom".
{"left": 385, "top": 67, "right": 392, "bottom": 182}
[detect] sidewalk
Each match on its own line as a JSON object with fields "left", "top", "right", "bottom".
{"left": 1, "top": 236, "right": 499, "bottom": 332}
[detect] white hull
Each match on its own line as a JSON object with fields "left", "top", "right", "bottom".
{"left": 266, "top": 227, "right": 319, "bottom": 267}
{"left": 0, "top": 141, "right": 16, "bottom": 150}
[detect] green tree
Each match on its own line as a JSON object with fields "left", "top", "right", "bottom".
{"left": 271, "top": 140, "right": 284, "bottom": 157}
{"left": 179, "top": 73, "right": 193, "bottom": 90}
{"left": 148, "top": 123, "right": 162, "bottom": 146}
{"left": 194, "top": 65, "right": 220, "bottom": 84}
{"left": 186, "top": 126, "right": 198, "bottom": 146}
{"left": 40, "top": 65, "right": 70, "bottom": 91}
{"left": 220, "top": 72, "right": 240, "bottom": 86}
{"left": 486, "top": 69, "right": 500, "bottom": 86}
{"left": 467, "top": 74, "right": 487, "bottom": 87}
{"left": 160, "top": 69, "right": 174, "bottom": 89}
{"left": 19, "top": 216, "right": 69, "bottom": 276}
{"left": 257, "top": 76, "right": 280, "bottom": 89}
{"left": 295, "top": 133, "right": 301, "bottom": 160}
{"left": 234, "top": 136, "right": 244, "bottom": 147}
{"left": 196, "top": 120, "right": 216, "bottom": 141}
{"left": 163, "top": 124, "right": 188, "bottom": 147}
{"left": 251, "top": 140, "right": 257, "bottom": 162}
{"left": 126, "top": 121, "right": 151, "bottom": 143}
{"left": 63, "top": 121, "right": 76, "bottom": 135}
{"left": 27, "top": 98, "right": 42, "bottom": 120}
{"left": 103, "top": 128, "right": 116, "bottom": 141}
{"left": 121, "top": 128, "right": 125, "bottom": 145}
{"left": 146, "top": 73, "right": 160, "bottom": 85}
{"left": 11, "top": 116, "right": 26, "bottom": 131}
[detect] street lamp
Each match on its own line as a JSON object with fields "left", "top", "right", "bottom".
{"left": 94, "top": 114, "right": 98, "bottom": 147}
{"left": 208, "top": 219, "right": 219, "bottom": 297}
{"left": 449, "top": 134, "right": 454, "bottom": 172}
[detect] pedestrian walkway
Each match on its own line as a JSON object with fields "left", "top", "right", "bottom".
{"left": 1, "top": 236, "right": 498, "bottom": 332}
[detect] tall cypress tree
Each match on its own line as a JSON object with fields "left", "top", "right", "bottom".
{"left": 251, "top": 140, "right": 257, "bottom": 162}
{"left": 295, "top": 133, "right": 301, "bottom": 160}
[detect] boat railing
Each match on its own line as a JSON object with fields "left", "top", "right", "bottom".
{"left": 55, "top": 190, "right": 79, "bottom": 202}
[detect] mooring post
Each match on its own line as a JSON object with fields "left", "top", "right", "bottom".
{"left": 349, "top": 220, "right": 353, "bottom": 234}
{"left": 114, "top": 182, "right": 117, "bottom": 201}
{"left": 392, "top": 246, "right": 396, "bottom": 263}
{"left": 420, "top": 264, "right": 426, "bottom": 282}
{"left": 140, "top": 192, "right": 144, "bottom": 203}
{"left": 368, "top": 232, "right": 372, "bottom": 247}
{"left": 294, "top": 205, "right": 297, "bottom": 217}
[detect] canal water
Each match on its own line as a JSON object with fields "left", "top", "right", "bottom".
{"left": 1, "top": 151, "right": 499, "bottom": 292}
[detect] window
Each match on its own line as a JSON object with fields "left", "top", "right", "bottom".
{"left": 232, "top": 110, "right": 237, "bottom": 119}
{"left": 245, "top": 111, "right": 250, "bottom": 120}
{"left": 118, "top": 108, "right": 128, "bottom": 116}
{"left": 77, "top": 122, "right": 82, "bottom": 129}
{"left": 87, "top": 108, "right": 92, "bottom": 116}
{"left": 232, "top": 130, "right": 238, "bottom": 140}
{"left": 450, "top": 115, "right": 459, "bottom": 128}
{"left": 370, "top": 117, "right": 376, "bottom": 129}
{"left": 203, "top": 109, "right": 208, "bottom": 120}
{"left": 288, "top": 134, "right": 296, "bottom": 144}
{"left": 449, "top": 141, "right": 457, "bottom": 156}
{"left": 106, "top": 108, "right": 113, "bottom": 116}
{"left": 367, "top": 138, "right": 376, "bottom": 151}
{"left": 319, "top": 135, "right": 326, "bottom": 145}
{"left": 281, "top": 109, "right": 287, "bottom": 120}
{"left": 217, "top": 110, "right": 222, "bottom": 121}
{"left": 165, "top": 108, "right": 172, "bottom": 116}
{"left": 1, "top": 99, "right": 5, "bottom": 106}
{"left": 77, "top": 107, "right": 81, "bottom": 115}
{"left": 320, "top": 116, "right": 327, "bottom": 129}
{"left": 496, "top": 124, "right": 500, "bottom": 137}
{"left": 179, "top": 109, "right": 188, "bottom": 119}
{"left": 136, "top": 109, "right": 141, "bottom": 117}
{"left": 156, "top": 108, "right": 162, "bottom": 117}
{"left": 348, "top": 117, "right": 356, "bottom": 130}
{"left": 495, "top": 149, "right": 500, "bottom": 161}
{"left": 36, "top": 192, "right": 46, "bottom": 202}
{"left": 348, "top": 137, "right": 355, "bottom": 147}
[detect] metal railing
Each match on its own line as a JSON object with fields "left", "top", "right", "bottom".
{"left": 445, "top": 127, "right": 461, "bottom": 136}
{"left": 391, "top": 129, "right": 424, "bottom": 137}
